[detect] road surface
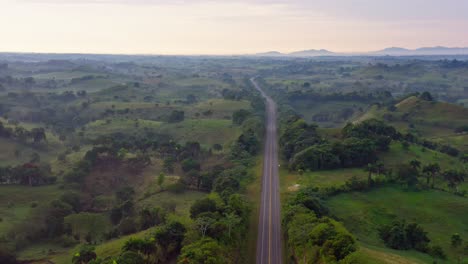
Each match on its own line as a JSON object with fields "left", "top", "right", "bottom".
{"left": 251, "top": 78, "right": 282, "bottom": 264}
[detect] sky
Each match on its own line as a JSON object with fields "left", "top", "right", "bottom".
{"left": 1, "top": 0, "right": 468, "bottom": 55}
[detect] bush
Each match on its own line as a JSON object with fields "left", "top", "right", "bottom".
{"left": 428, "top": 245, "right": 446, "bottom": 260}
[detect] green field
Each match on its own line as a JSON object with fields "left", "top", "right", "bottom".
{"left": 327, "top": 187, "right": 468, "bottom": 263}
{"left": 0, "top": 185, "right": 64, "bottom": 234}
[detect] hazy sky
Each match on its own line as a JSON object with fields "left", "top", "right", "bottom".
{"left": 1, "top": 0, "right": 468, "bottom": 54}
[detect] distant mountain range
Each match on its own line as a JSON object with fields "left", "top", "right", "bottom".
{"left": 253, "top": 47, "right": 468, "bottom": 57}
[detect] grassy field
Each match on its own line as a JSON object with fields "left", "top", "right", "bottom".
{"left": 32, "top": 71, "right": 99, "bottom": 80}
{"left": 84, "top": 118, "right": 163, "bottom": 138}
{"left": 327, "top": 187, "right": 468, "bottom": 263}
{"left": 291, "top": 99, "right": 367, "bottom": 128}
{"left": 51, "top": 190, "right": 205, "bottom": 264}
{"left": 192, "top": 99, "right": 251, "bottom": 119}
{"left": 160, "top": 119, "right": 241, "bottom": 148}
{"left": 0, "top": 185, "right": 64, "bottom": 234}
{"left": 356, "top": 96, "right": 468, "bottom": 151}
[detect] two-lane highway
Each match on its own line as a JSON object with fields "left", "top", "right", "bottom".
{"left": 251, "top": 78, "right": 282, "bottom": 264}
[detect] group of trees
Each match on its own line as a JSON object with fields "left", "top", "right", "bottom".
{"left": 107, "top": 187, "right": 167, "bottom": 240}
{"left": 378, "top": 219, "right": 446, "bottom": 260}
{"left": 64, "top": 145, "right": 151, "bottom": 186}
{"left": 177, "top": 193, "right": 250, "bottom": 263}
{"left": 283, "top": 188, "right": 357, "bottom": 263}
{"left": 67, "top": 79, "right": 265, "bottom": 264}
{"left": 72, "top": 220, "right": 187, "bottom": 264}
{"left": 0, "top": 163, "right": 55, "bottom": 186}
{"left": 283, "top": 117, "right": 397, "bottom": 171}
{"left": 0, "top": 121, "right": 47, "bottom": 144}
{"left": 396, "top": 159, "right": 466, "bottom": 193}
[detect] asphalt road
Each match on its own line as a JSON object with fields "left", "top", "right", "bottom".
{"left": 251, "top": 78, "right": 282, "bottom": 264}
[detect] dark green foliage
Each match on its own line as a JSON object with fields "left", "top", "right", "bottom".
{"left": 451, "top": 233, "right": 462, "bottom": 247}
{"left": 181, "top": 158, "right": 200, "bottom": 172}
{"left": 60, "top": 192, "right": 82, "bottom": 212}
{"left": 291, "top": 188, "right": 329, "bottom": 217}
{"left": 283, "top": 194, "right": 356, "bottom": 263}
{"left": 116, "top": 251, "right": 144, "bottom": 264}
{"left": 45, "top": 200, "right": 73, "bottom": 237}
{"left": 139, "top": 207, "right": 166, "bottom": 230}
{"left": 280, "top": 116, "right": 320, "bottom": 160}
{"left": 443, "top": 170, "right": 465, "bottom": 192}
{"left": 342, "top": 119, "right": 398, "bottom": 141}
{"left": 122, "top": 238, "right": 156, "bottom": 257}
{"left": 178, "top": 238, "right": 227, "bottom": 264}
{"left": 233, "top": 129, "right": 260, "bottom": 156}
{"left": 213, "top": 176, "right": 240, "bottom": 195}
{"left": 190, "top": 198, "right": 218, "bottom": 218}
{"left": 397, "top": 164, "right": 419, "bottom": 187}
{"left": 378, "top": 220, "right": 430, "bottom": 252}
{"left": 154, "top": 221, "right": 187, "bottom": 258}
{"left": 428, "top": 245, "right": 447, "bottom": 260}
{"left": 232, "top": 109, "right": 251, "bottom": 125}
{"left": 72, "top": 245, "right": 97, "bottom": 264}
{"left": 283, "top": 117, "right": 395, "bottom": 171}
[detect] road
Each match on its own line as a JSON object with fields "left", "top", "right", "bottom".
{"left": 251, "top": 78, "right": 282, "bottom": 264}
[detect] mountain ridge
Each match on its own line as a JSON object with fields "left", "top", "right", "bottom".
{"left": 253, "top": 46, "right": 468, "bottom": 57}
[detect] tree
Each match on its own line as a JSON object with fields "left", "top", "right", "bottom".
{"left": 154, "top": 221, "right": 187, "bottom": 259}
{"left": 409, "top": 159, "right": 421, "bottom": 171}
{"left": 422, "top": 163, "right": 440, "bottom": 188}
{"left": 195, "top": 215, "right": 216, "bottom": 237}
{"left": 116, "top": 251, "right": 144, "bottom": 264}
{"left": 378, "top": 220, "right": 429, "bottom": 252}
{"left": 139, "top": 207, "right": 166, "bottom": 230}
{"left": 72, "top": 245, "right": 97, "bottom": 264}
{"left": 181, "top": 158, "right": 200, "bottom": 173}
{"left": 365, "top": 163, "right": 376, "bottom": 186}
{"left": 443, "top": 170, "right": 465, "bottom": 192}
{"left": 232, "top": 109, "right": 251, "bottom": 125}
{"left": 451, "top": 233, "right": 462, "bottom": 248}
{"left": 163, "top": 157, "right": 175, "bottom": 173}
{"left": 45, "top": 200, "right": 73, "bottom": 237}
{"left": 190, "top": 198, "right": 217, "bottom": 218}
{"left": 428, "top": 245, "right": 446, "bottom": 260}
{"left": 212, "top": 143, "right": 223, "bottom": 152}
{"left": 397, "top": 164, "right": 419, "bottom": 188}
{"left": 122, "top": 238, "right": 156, "bottom": 260}
{"left": 178, "top": 238, "right": 227, "bottom": 264}
{"left": 60, "top": 192, "right": 81, "bottom": 212}
{"left": 157, "top": 173, "right": 165, "bottom": 190}
{"left": 31, "top": 127, "right": 46, "bottom": 143}
{"left": 222, "top": 212, "right": 241, "bottom": 239}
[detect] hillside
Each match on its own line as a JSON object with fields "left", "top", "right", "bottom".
{"left": 356, "top": 96, "right": 468, "bottom": 151}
